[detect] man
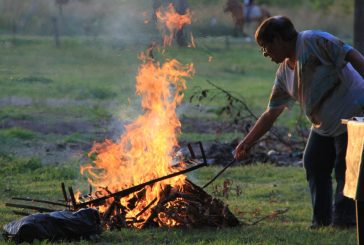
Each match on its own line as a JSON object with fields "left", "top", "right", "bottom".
{"left": 244, "top": 0, "right": 254, "bottom": 22}
{"left": 234, "top": 16, "right": 364, "bottom": 228}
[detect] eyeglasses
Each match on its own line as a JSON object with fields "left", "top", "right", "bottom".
{"left": 260, "top": 43, "right": 272, "bottom": 56}
{"left": 260, "top": 46, "right": 268, "bottom": 55}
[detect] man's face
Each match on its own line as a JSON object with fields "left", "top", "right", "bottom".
{"left": 260, "top": 37, "right": 286, "bottom": 64}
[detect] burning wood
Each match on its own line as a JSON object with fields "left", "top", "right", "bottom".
{"left": 74, "top": 161, "right": 207, "bottom": 209}
{"left": 141, "top": 179, "right": 239, "bottom": 229}
{"left": 6, "top": 157, "right": 240, "bottom": 230}
{"left": 69, "top": 143, "right": 239, "bottom": 229}
{"left": 71, "top": 178, "right": 239, "bottom": 230}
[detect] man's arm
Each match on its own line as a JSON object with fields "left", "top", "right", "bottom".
{"left": 346, "top": 49, "right": 364, "bottom": 79}
{"left": 234, "top": 105, "right": 285, "bottom": 160}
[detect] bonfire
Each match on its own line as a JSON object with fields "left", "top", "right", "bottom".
{"left": 2, "top": 4, "right": 239, "bottom": 233}
{"left": 73, "top": 4, "right": 240, "bottom": 230}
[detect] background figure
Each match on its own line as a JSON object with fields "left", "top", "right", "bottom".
{"left": 224, "top": 0, "right": 269, "bottom": 38}
{"left": 244, "top": 0, "right": 254, "bottom": 22}
{"left": 152, "top": 0, "right": 188, "bottom": 47}
{"left": 173, "top": 0, "right": 188, "bottom": 47}
{"left": 224, "top": 0, "right": 246, "bottom": 37}
{"left": 152, "top": 0, "right": 162, "bottom": 23}
{"left": 152, "top": 0, "right": 171, "bottom": 22}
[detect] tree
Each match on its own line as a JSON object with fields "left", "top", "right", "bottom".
{"left": 52, "top": 0, "right": 69, "bottom": 48}
{"left": 55, "top": 0, "right": 69, "bottom": 16}
{"left": 2, "top": 0, "right": 28, "bottom": 46}
{"left": 354, "top": 0, "right": 364, "bottom": 54}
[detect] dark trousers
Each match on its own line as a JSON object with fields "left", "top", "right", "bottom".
{"left": 303, "top": 130, "right": 355, "bottom": 226}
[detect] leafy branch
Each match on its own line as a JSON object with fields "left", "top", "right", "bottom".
{"left": 189, "top": 80, "right": 308, "bottom": 152}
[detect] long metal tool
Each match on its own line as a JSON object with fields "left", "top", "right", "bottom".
{"left": 74, "top": 162, "right": 208, "bottom": 209}
{"left": 203, "top": 141, "right": 257, "bottom": 189}
{"left": 202, "top": 159, "right": 236, "bottom": 189}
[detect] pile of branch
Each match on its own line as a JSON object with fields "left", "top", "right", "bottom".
{"left": 6, "top": 176, "right": 240, "bottom": 230}
{"left": 106, "top": 179, "right": 240, "bottom": 229}
{"left": 6, "top": 142, "right": 240, "bottom": 230}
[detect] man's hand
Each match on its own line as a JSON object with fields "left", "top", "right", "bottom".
{"left": 234, "top": 141, "right": 251, "bottom": 160}
{"left": 234, "top": 106, "right": 285, "bottom": 161}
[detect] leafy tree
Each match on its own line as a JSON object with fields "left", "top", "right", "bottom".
{"left": 52, "top": 0, "right": 69, "bottom": 47}
{"left": 2, "top": 0, "right": 28, "bottom": 45}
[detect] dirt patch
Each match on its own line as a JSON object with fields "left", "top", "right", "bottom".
{"left": 181, "top": 117, "right": 242, "bottom": 134}
{"left": 1, "top": 118, "right": 96, "bottom": 135}
{"left": 0, "top": 98, "right": 304, "bottom": 166}
{"left": 1, "top": 113, "right": 303, "bottom": 166}
{"left": 0, "top": 96, "right": 126, "bottom": 164}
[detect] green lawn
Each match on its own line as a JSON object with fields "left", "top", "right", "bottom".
{"left": 0, "top": 36, "right": 357, "bottom": 244}
{"left": 0, "top": 157, "right": 357, "bottom": 244}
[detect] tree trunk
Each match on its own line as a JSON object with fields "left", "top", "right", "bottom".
{"left": 11, "top": 20, "right": 17, "bottom": 46}
{"left": 354, "top": 0, "right": 364, "bottom": 54}
{"left": 51, "top": 17, "right": 60, "bottom": 48}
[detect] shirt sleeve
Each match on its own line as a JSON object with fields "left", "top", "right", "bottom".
{"left": 268, "top": 77, "right": 295, "bottom": 110}
{"left": 309, "top": 32, "right": 352, "bottom": 69}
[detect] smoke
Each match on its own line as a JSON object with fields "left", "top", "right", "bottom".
{"left": 0, "top": 0, "right": 160, "bottom": 45}
{"left": 61, "top": 0, "right": 161, "bottom": 46}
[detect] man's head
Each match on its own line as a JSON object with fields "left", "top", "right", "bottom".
{"left": 255, "top": 16, "right": 298, "bottom": 63}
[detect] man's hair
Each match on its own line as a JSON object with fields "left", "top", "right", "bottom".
{"left": 255, "top": 16, "right": 298, "bottom": 46}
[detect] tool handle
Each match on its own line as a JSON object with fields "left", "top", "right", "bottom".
{"left": 202, "top": 159, "right": 236, "bottom": 189}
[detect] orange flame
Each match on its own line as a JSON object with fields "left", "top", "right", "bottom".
{"left": 80, "top": 3, "right": 195, "bottom": 228}
{"left": 81, "top": 52, "right": 194, "bottom": 224}
{"left": 156, "top": 4, "right": 191, "bottom": 46}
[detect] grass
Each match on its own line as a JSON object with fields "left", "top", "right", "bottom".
{"left": 0, "top": 157, "right": 357, "bottom": 244}
{"left": 0, "top": 36, "right": 139, "bottom": 101}
{"left": 0, "top": 127, "right": 38, "bottom": 140}
{"left": 0, "top": 34, "right": 284, "bottom": 147}
{"left": 0, "top": 33, "right": 357, "bottom": 244}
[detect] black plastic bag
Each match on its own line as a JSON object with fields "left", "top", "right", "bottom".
{"left": 2, "top": 208, "right": 102, "bottom": 243}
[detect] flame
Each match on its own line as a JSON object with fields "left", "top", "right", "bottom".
{"left": 81, "top": 51, "right": 194, "bottom": 225}
{"left": 156, "top": 4, "right": 191, "bottom": 46}
{"left": 80, "top": 3, "right": 195, "bottom": 228}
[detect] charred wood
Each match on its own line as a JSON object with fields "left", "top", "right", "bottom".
{"left": 75, "top": 162, "right": 207, "bottom": 209}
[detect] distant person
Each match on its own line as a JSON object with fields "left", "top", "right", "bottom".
{"left": 152, "top": 0, "right": 173, "bottom": 20}
{"left": 173, "top": 0, "right": 188, "bottom": 47}
{"left": 244, "top": 0, "right": 254, "bottom": 22}
{"left": 151, "top": 0, "right": 188, "bottom": 47}
{"left": 234, "top": 16, "right": 364, "bottom": 228}
{"left": 152, "top": 0, "right": 161, "bottom": 22}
